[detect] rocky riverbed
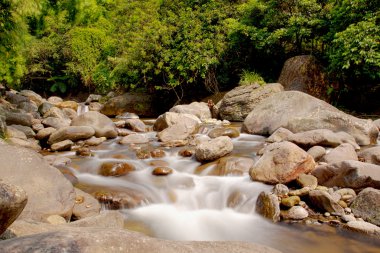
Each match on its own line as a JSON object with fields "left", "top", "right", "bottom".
{"left": 0, "top": 85, "right": 380, "bottom": 252}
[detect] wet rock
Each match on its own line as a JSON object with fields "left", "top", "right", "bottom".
{"left": 350, "top": 187, "right": 380, "bottom": 226}
{"left": 75, "top": 147, "right": 92, "bottom": 157}
{"left": 38, "top": 102, "right": 54, "bottom": 116}
{"left": 218, "top": 83, "right": 284, "bottom": 121}
{"left": 94, "top": 189, "right": 148, "bottom": 209}
{"left": 282, "top": 206, "right": 309, "bottom": 220}
{"left": 42, "top": 117, "right": 71, "bottom": 129}
{"left": 320, "top": 143, "right": 358, "bottom": 164}
{"left": 47, "top": 96, "right": 63, "bottom": 105}
{"left": 289, "top": 187, "right": 311, "bottom": 197}
{"left": 272, "top": 184, "right": 289, "bottom": 196}
{"left": 357, "top": 146, "right": 380, "bottom": 165}
{"left": 158, "top": 122, "right": 198, "bottom": 143}
{"left": 150, "top": 149, "right": 165, "bottom": 158}
{"left": 0, "top": 144, "right": 75, "bottom": 221}
{"left": 51, "top": 140, "right": 73, "bottom": 151}
{"left": 178, "top": 148, "right": 194, "bottom": 157}
{"left": 48, "top": 126, "right": 95, "bottom": 144}
{"left": 249, "top": 141, "right": 315, "bottom": 184}
{"left": 170, "top": 101, "right": 211, "bottom": 121}
{"left": 36, "top": 127, "right": 56, "bottom": 140}
{"left": 5, "top": 111, "right": 33, "bottom": 126}
{"left": 312, "top": 160, "right": 380, "bottom": 189}
{"left": 135, "top": 149, "right": 151, "bottom": 159}
{"left": 84, "top": 136, "right": 106, "bottom": 146}
{"left": 98, "top": 162, "right": 135, "bottom": 177}
{"left": 308, "top": 190, "right": 345, "bottom": 215}
{"left": 0, "top": 180, "right": 28, "bottom": 235}
{"left": 152, "top": 167, "right": 173, "bottom": 176}
{"left": 212, "top": 156, "right": 254, "bottom": 176}
{"left": 153, "top": 112, "right": 201, "bottom": 132}
{"left": 242, "top": 91, "right": 378, "bottom": 146}
{"left": 266, "top": 128, "right": 293, "bottom": 143}
{"left": 296, "top": 174, "right": 318, "bottom": 189}
{"left": 344, "top": 221, "right": 380, "bottom": 238}
{"left": 72, "top": 188, "right": 101, "bottom": 220}
{"left": 8, "top": 138, "right": 41, "bottom": 151}
{"left": 71, "top": 111, "right": 117, "bottom": 138}
{"left": 119, "top": 134, "right": 149, "bottom": 145}
{"left": 208, "top": 127, "right": 240, "bottom": 139}
{"left": 281, "top": 196, "right": 301, "bottom": 208}
{"left": 57, "top": 100, "right": 78, "bottom": 111}
{"left": 149, "top": 160, "right": 169, "bottom": 167}
{"left": 125, "top": 118, "right": 146, "bottom": 132}
{"left": 256, "top": 191, "right": 281, "bottom": 222}
{"left": 195, "top": 136, "right": 233, "bottom": 162}
{"left": 227, "top": 191, "right": 246, "bottom": 208}
{"left": 62, "top": 108, "right": 78, "bottom": 120}
{"left": 0, "top": 227, "right": 282, "bottom": 253}
{"left": 117, "top": 128, "right": 135, "bottom": 136}
{"left": 19, "top": 90, "right": 44, "bottom": 106}
{"left": 88, "top": 102, "right": 103, "bottom": 112}
{"left": 307, "top": 146, "right": 326, "bottom": 161}
{"left": 7, "top": 126, "right": 27, "bottom": 140}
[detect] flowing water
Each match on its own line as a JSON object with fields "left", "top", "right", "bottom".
{"left": 56, "top": 124, "right": 380, "bottom": 253}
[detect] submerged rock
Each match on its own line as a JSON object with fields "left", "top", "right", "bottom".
{"left": 98, "top": 162, "right": 135, "bottom": 177}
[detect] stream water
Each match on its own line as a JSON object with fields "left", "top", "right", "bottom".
{"left": 54, "top": 122, "right": 380, "bottom": 253}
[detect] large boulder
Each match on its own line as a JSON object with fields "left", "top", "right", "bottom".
{"left": 48, "top": 126, "right": 95, "bottom": 144}
{"left": 249, "top": 141, "right": 315, "bottom": 184}
{"left": 319, "top": 143, "right": 358, "bottom": 164}
{"left": 101, "top": 92, "right": 157, "bottom": 117}
{"left": 278, "top": 55, "right": 330, "bottom": 100}
{"left": 0, "top": 180, "right": 28, "bottom": 235}
{"left": 195, "top": 136, "right": 233, "bottom": 162}
{"left": 157, "top": 122, "right": 198, "bottom": 143}
{"left": 0, "top": 227, "right": 281, "bottom": 253}
{"left": 169, "top": 102, "right": 211, "bottom": 121}
{"left": 153, "top": 112, "right": 201, "bottom": 132}
{"left": 242, "top": 91, "right": 379, "bottom": 146}
{"left": 5, "top": 111, "right": 33, "bottom": 127}
{"left": 350, "top": 187, "right": 380, "bottom": 226}
{"left": 312, "top": 160, "right": 380, "bottom": 190}
{"left": 0, "top": 144, "right": 75, "bottom": 221}
{"left": 71, "top": 111, "right": 117, "bottom": 138}
{"left": 218, "top": 83, "right": 283, "bottom": 121}
{"left": 19, "top": 90, "right": 45, "bottom": 106}
{"left": 255, "top": 191, "right": 280, "bottom": 222}
{"left": 358, "top": 146, "right": 380, "bottom": 165}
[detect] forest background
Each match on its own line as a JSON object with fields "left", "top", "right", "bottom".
{"left": 0, "top": 0, "right": 379, "bottom": 111}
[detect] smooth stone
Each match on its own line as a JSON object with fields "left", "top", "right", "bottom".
{"left": 84, "top": 136, "right": 106, "bottom": 146}
{"left": 62, "top": 108, "right": 78, "bottom": 120}
{"left": 19, "top": 90, "right": 44, "bottom": 106}
{"left": 266, "top": 128, "right": 293, "bottom": 143}
{"left": 341, "top": 214, "right": 356, "bottom": 223}
{"left": 6, "top": 126, "right": 27, "bottom": 140}
{"left": 75, "top": 147, "right": 92, "bottom": 157}
{"left": 88, "top": 102, "right": 103, "bottom": 112}
{"left": 307, "top": 146, "right": 326, "bottom": 161}
{"left": 296, "top": 174, "right": 318, "bottom": 189}
{"left": 152, "top": 167, "right": 173, "bottom": 176}
{"left": 47, "top": 96, "right": 63, "bottom": 105}
{"left": 43, "top": 106, "right": 67, "bottom": 119}
{"left": 283, "top": 206, "right": 309, "bottom": 220}
{"left": 48, "top": 126, "right": 95, "bottom": 144}
{"left": 36, "top": 127, "right": 56, "bottom": 140}
{"left": 281, "top": 196, "right": 301, "bottom": 208}
{"left": 178, "top": 148, "right": 194, "bottom": 157}
{"left": 157, "top": 122, "right": 198, "bottom": 143}
{"left": 256, "top": 191, "right": 281, "bottom": 222}
{"left": 46, "top": 214, "right": 66, "bottom": 225}
{"left": 125, "top": 118, "right": 146, "bottom": 132}
{"left": 320, "top": 143, "right": 358, "bottom": 164}
{"left": 357, "top": 146, "right": 380, "bottom": 165}
{"left": 272, "top": 184, "right": 289, "bottom": 196}
{"left": 208, "top": 127, "right": 240, "bottom": 139}
{"left": 9, "top": 125, "right": 35, "bottom": 138}
{"left": 8, "top": 138, "right": 41, "bottom": 151}
{"left": 32, "top": 123, "right": 44, "bottom": 132}
{"left": 51, "top": 140, "right": 73, "bottom": 151}
{"left": 72, "top": 188, "right": 101, "bottom": 220}
{"left": 42, "top": 117, "right": 71, "bottom": 129}
{"left": 289, "top": 187, "right": 311, "bottom": 196}
{"left": 38, "top": 102, "right": 54, "bottom": 115}
{"left": 195, "top": 136, "right": 233, "bottom": 162}
{"left": 150, "top": 149, "right": 165, "bottom": 158}
{"left": 211, "top": 156, "right": 254, "bottom": 176}
{"left": 57, "top": 100, "right": 78, "bottom": 111}
{"left": 5, "top": 111, "right": 33, "bottom": 126}
{"left": 350, "top": 187, "right": 380, "bottom": 226}
{"left": 345, "top": 221, "right": 380, "bottom": 238}
{"left": 119, "top": 134, "right": 149, "bottom": 144}
{"left": 71, "top": 111, "right": 117, "bottom": 139}
{"left": 169, "top": 101, "right": 211, "bottom": 121}
{"left": 94, "top": 188, "right": 149, "bottom": 209}
{"left": 308, "top": 190, "right": 345, "bottom": 215}
{"left": 98, "top": 162, "right": 135, "bottom": 177}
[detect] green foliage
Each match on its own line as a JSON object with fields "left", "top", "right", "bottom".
{"left": 239, "top": 70, "right": 265, "bottom": 86}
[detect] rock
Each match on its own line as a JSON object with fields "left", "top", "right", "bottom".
{"left": 72, "top": 188, "right": 101, "bottom": 220}
{"left": 307, "top": 146, "right": 326, "bottom": 161}
{"left": 94, "top": 189, "right": 148, "bottom": 209}
{"left": 88, "top": 102, "right": 103, "bottom": 112}
{"left": 0, "top": 144, "right": 75, "bottom": 221}
{"left": 43, "top": 106, "right": 67, "bottom": 119}
{"left": 281, "top": 196, "right": 301, "bottom": 208}
{"left": 256, "top": 191, "right": 281, "bottom": 222}
{"left": 5, "top": 92, "right": 29, "bottom": 105}
{"left": 19, "top": 90, "right": 44, "bottom": 106}
{"left": 84, "top": 136, "right": 106, "bottom": 146}
{"left": 75, "top": 147, "right": 92, "bottom": 157}
{"left": 0, "top": 180, "right": 28, "bottom": 235}
{"left": 48, "top": 126, "right": 95, "bottom": 144}
{"left": 285, "top": 129, "right": 359, "bottom": 150}
{"left": 57, "top": 100, "right": 78, "bottom": 111}
{"left": 32, "top": 123, "right": 44, "bottom": 132}
{"left": 125, "top": 118, "right": 146, "bottom": 132}
{"left": 38, "top": 102, "right": 54, "bottom": 116}
{"left": 289, "top": 187, "right": 311, "bottom": 197}
{"left": 169, "top": 101, "right": 211, "bottom": 121}
{"left": 208, "top": 127, "right": 240, "bottom": 138}
{"left": 341, "top": 214, "right": 356, "bottom": 223}
{"left": 115, "top": 112, "right": 140, "bottom": 120}
{"left": 282, "top": 206, "right": 309, "bottom": 220}
{"left": 51, "top": 140, "right": 74, "bottom": 151}
{"left": 47, "top": 96, "right": 63, "bottom": 105}
{"left": 8, "top": 138, "right": 41, "bottom": 151}
{"left": 119, "top": 134, "right": 149, "bottom": 144}
{"left": 195, "top": 136, "right": 233, "bottom": 162}
{"left": 71, "top": 111, "right": 117, "bottom": 139}
{"left": 358, "top": 146, "right": 380, "bottom": 165}
{"left": 345, "top": 221, "right": 380, "bottom": 238}
{"left": 266, "top": 128, "right": 293, "bottom": 143}
{"left": 0, "top": 227, "right": 282, "bottom": 253}
{"left": 308, "top": 190, "right": 345, "bottom": 215}
{"left": 278, "top": 55, "right": 330, "bottom": 100}
{"left": 218, "top": 83, "right": 284, "bottom": 121}
{"left": 178, "top": 148, "right": 194, "bottom": 157}
{"left": 7, "top": 126, "right": 27, "bottom": 140}
{"left": 35, "top": 127, "right": 56, "bottom": 140}
{"left": 5, "top": 111, "right": 33, "bottom": 126}
{"left": 117, "top": 128, "right": 135, "bottom": 136}
{"left": 242, "top": 91, "right": 379, "bottom": 146}
{"left": 101, "top": 92, "right": 157, "bottom": 117}
{"left": 98, "top": 162, "right": 135, "bottom": 177}
{"left": 350, "top": 187, "right": 380, "bottom": 226}
{"left": 153, "top": 112, "right": 201, "bottom": 132}
{"left": 46, "top": 214, "right": 66, "bottom": 225}
{"left": 42, "top": 117, "right": 71, "bottom": 129}
{"left": 312, "top": 160, "right": 380, "bottom": 189}
{"left": 272, "top": 184, "right": 289, "bottom": 196}
{"left": 62, "top": 108, "right": 78, "bottom": 120}
{"left": 17, "top": 101, "right": 38, "bottom": 115}
{"left": 320, "top": 143, "right": 358, "bottom": 164}
{"left": 150, "top": 149, "right": 165, "bottom": 158}
{"left": 296, "top": 174, "right": 318, "bottom": 189}
{"left": 152, "top": 167, "right": 173, "bottom": 176}
{"left": 9, "top": 125, "right": 35, "bottom": 138}
{"left": 212, "top": 156, "right": 254, "bottom": 176}
{"left": 374, "top": 119, "right": 380, "bottom": 131}
{"left": 157, "top": 122, "right": 198, "bottom": 143}
{"left": 249, "top": 141, "right": 315, "bottom": 184}
{"left": 85, "top": 94, "right": 102, "bottom": 104}
{"left": 70, "top": 210, "right": 124, "bottom": 228}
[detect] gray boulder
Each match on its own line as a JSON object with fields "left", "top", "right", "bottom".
{"left": 195, "top": 136, "right": 233, "bottom": 162}
{"left": 48, "top": 126, "right": 95, "bottom": 144}
{"left": 218, "top": 83, "right": 283, "bottom": 121}
{"left": 153, "top": 112, "right": 201, "bottom": 132}
{"left": 350, "top": 187, "right": 380, "bottom": 226}
{"left": 19, "top": 90, "right": 45, "bottom": 106}
{"left": 119, "top": 134, "right": 149, "bottom": 145}
{"left": 51, "top": 140, "right": 74, "bottom": 151}
{"left": 312, "top": 160, "right": 380, "bottom": 190}
{"left": 157, "top": 122, "right": 198, "bottom": 143}
{"left": 71, "top": 111, "right": 117, "bottom": 139}
{"left": 242, "top": 91, "right": 378, "bottom": 146}
{"left": 5, "top": 111, "right": 33, "bottom": 127}
{"left": 170, "top": 102, "right": 211, "bottom": 121}
{"left": 42, "top": 117, "right": 71, "bottom": 129}
{"left": 320, "top": 143, "right": 358, "bottom": 164}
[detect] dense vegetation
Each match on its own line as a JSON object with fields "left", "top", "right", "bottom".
{"left": 0, "top": 0, "right": 379, "bottom": 103}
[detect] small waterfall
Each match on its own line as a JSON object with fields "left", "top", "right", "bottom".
{"left": 77, "top": 103, "right": 89, "bottom": 115}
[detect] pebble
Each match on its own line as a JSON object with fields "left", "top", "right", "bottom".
{"left": 272, "top": 184, "right": 289, "bottom": 196}
{"left": 324, "top": 212, "right": 331, "bottom": 217}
